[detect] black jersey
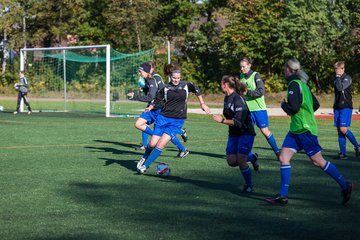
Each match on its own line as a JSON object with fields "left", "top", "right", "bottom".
{"left": 152, "top": 81, "right": 201, "bottom": 119}
{"left": 132, "top": 76, "right": 164, "bottom": 105}
{"left": 333, "top": 73, "right": 353, "bottom": 110}
{"left": 223, "top": 92, "right": 255, "bottom": 137}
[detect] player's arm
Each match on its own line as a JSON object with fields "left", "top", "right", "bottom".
{"left": 133, "top": 79, "right": 157, "bottom": 102}
{"left": 281, "top": 81, "right": 301, "bottom": 115}
{"left": 246, "top": 73, "right": 265, "bottom": 98}
{"left": 232, "top": 96, "right": 248, "bottom": 128}
{"left": 334, "top": 74, "right": 352, "bottom": 91}
{"left": 312, "top": 93, "right": 320, "bottom": 112}
{"left": 187, "top": 82, "right": 210, "bottom": 114}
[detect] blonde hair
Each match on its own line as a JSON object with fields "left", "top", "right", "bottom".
{"left": 286, "top": 58, "right": 309, "bottom": 83}
{"left": 334, "top": 61, "right": 345, "bottom": 69}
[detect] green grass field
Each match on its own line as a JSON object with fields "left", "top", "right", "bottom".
{"left": 0, "top": 110, "right": 359, "bottom": 240}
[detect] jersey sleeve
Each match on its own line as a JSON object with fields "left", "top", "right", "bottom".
{"left": 151, "top": 87, "right": 165, "bottom": 109}
{"left": 334, "top": 74, "right": 352, "bottom": 91}
{"left": 186, "top": 82, "right": 202, "bottom": 96}
{"left": 281, "top": 81, "right": 301, "bottom": 115}
{"left": 133, "top": 79, "right": 158, "bottom": 102}
{"left": 247, "top": 73, "right": 265, "bottom": 98}
{"left": 232, "top": 96, "right": 248, "bottom": 128}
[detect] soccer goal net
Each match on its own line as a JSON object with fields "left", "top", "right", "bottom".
{"left": 20, "top": 45, "right": 154, "bottom": 117}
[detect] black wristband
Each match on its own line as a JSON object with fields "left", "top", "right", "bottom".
{"left": 221, "top": 119, "right": 225, "bottom": 124}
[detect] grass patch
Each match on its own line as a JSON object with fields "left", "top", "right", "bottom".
{"left": 0, "top": 111, "right": 359, "bottom": 239}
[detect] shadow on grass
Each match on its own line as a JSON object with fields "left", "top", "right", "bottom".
{"left": 93, "top": 139, "right": 227, "bottom": 159}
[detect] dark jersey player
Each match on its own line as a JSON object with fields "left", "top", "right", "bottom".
{"left": 212, "top": 75, "right": 256, "bottom": 193}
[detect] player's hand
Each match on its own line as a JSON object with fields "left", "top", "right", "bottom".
{"left": 201, "top": 103, "right": 211, "bottom": 114}
{"left": 145, "top": 105, "right": 154, "bottom": 112}
{"left": 212, "top": 114, "right": 223, "bottom": 123}
{"left": 127, "top": 92, "right": 134, "bottom": 99}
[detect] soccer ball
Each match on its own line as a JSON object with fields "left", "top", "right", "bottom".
{"left": 155, "top": 162, "right": 171, "bottom": 177}
{"left": 138, "top": 76, "right": 145, "bottom": 88}
{"left": 0, "top": 105, "right": 4, "bottom": 112}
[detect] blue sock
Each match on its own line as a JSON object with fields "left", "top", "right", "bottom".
{"left": 240, "top": 166, "right": 252, "bottom": 187}
{"left": 141, "top": 132, "right": 149, "bottom": 147}
{"left": 338, "top": 132, "right": 347, "bottom": 155}
{"left": 267, "top": 133, "right": 280, "bottom": 154}
{"left": 280, "top": 165, "right": 291, "bottom": 197}
{"left": 345, "top": 130, "right": 359, "bottom": 149}
{"left": 322, "top": 161, "right": 347, "bottom": 189}
{"left": 144, "top": 147, "right": 163, "bottom": 168}
{"left": 170, "top": 136, "right": 186, "bottom": 151}
{"left": 247, "top": 152, "right": 255, "bottom": 163}
{"left": 142, "top": 146, "right": 153, "bottom": 159}
{"left": 143, "top": 126, "right": 153, "bottom": 136}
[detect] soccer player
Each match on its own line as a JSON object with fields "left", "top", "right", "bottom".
{"left": 14, "top": 71, "right": 32, "bottom": 114}
{"left": 212, "top": 75, "right": 256, "bottom": 193}
{"left": 239, "top": 57, "right": 280, "bottom": 160}
{"left": 332, "top": 61, "right": 359, "bottom": 159}
{"left": 127, "top": 62, "right": 188, "bottom": 157}
{"left": 265, "top": 58, "right": 354, "bottom": 205}
{"left": 137, "top": 64, "right": 210, "bottom": 173}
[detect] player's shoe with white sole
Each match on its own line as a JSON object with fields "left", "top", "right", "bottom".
{"left": 137, "top": 157, "right": 146, "bottom": 169}
{"left": 137, "top": 165, "right": 147, "bottom": 174}
{"left": 176, "top": 149, "right": 189, "bottom": 158}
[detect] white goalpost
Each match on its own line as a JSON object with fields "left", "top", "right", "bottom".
{"left": 20, "top": 45, "right": 111, "bottom": 116}
{"left": 19, "top": 45, "right": 153, "bottom": 117}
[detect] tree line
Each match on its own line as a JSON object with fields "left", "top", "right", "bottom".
{"left": 1, "top": 0, "right": 359, "bottom": 93}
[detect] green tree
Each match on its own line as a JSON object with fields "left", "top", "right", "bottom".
{"left": 217, "top": 0, "right": 285, "bottom": 91}
{"left": 276, "top": 0, "right": 355, "bottom": 92}
{"left": 103, "top": 0, "right": 159, "bottom": 52}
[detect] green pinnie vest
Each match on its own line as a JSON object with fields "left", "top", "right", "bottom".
{"left": 288, "top": 79, "right": 318, "bottom": 136}
{"left": 240, "top": 72, "right": 266, "bottom": 111}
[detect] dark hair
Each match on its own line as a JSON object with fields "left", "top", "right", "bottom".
{"left": 221, "top": 75, "right": 247, "bottom": 96}
{"left": 164, "top": 63, "right": 181, "bottom": 77}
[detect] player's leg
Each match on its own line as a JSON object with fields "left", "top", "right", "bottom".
{"left": 265, "top": 132, "right": 297, "bottom": 204}
{"left": 237, "top": 135, "right": 255, "bottom": 192}
{"left": 14, "top": 92, "right": 22, "bottom": 114}
{"left": 334, "top": 109, "right": 348, "bottom": 159}
{"left": 341, "top": 108, "right": 360, "bottom": 156}
{"left": 141, "top": 133, "right": 172, "bottom": 170}
{"left": 311, "top": 152, "right": 354, "bottom": 205}
{"left": 255, "top": 110, "right": 280, "bottom": 157}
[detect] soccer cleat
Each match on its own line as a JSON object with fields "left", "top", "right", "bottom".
{"left": 334, "top": 153, "right": 348, "bottom": 160}
{"left": 265, "top": 194, "right": 289, "bottom": 205}
{"left": 355, "top": 147, "right": 360, "bottom": 157}
{"left": 242, "top": 185, "right": 253, "bottom": 193}
{"left": 137, "top": 165, "right": 147, "bottom": 174}
{"left": 137, "top": 157, "right": 146, "bottom": 169}
{"left": 342, "top": 182, "right": 355, "bottom": 206}
{"left": 251, "top": 153, "right": 259, "bottom": 171}
{"left": 180, "top": 128, "right": 188, "bottom": 142}
{"left": 134, "top": 144, "right": 146, "bottom": 151}
{"left": 13, "top": 111, "right": 18, "bottom": 115}
{"left": 176, "top": 149, "right": 189, "bottom": 158}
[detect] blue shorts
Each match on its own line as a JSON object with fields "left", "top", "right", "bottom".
{"left": 250, "top": 110, "right": 269, "bottom": 129}
{"left": 153, "top": 114, "right": 185, "bottom": 138}
{"left": 334, "top": 108, "right": 352, "bottom": 127}
{"left": 226, "top": 135, "right": 255, "bottom": 155}
{"left": 282, "top": 131, "right": 322, "bottom": 157}
{"left": 139, "top": 109, "right": 161, "bottom": 125}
